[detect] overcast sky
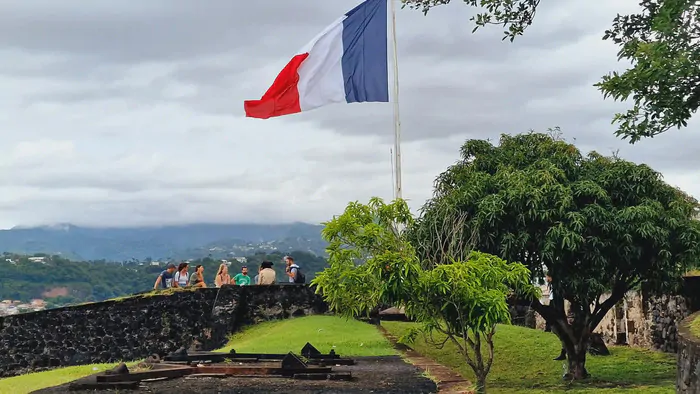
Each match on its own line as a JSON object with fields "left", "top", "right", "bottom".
{"left": 0, "top": 0, "right": 698, "bottom": 229}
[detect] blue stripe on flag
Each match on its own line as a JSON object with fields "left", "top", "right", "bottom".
{"left": 341, "top": 0, "right": 389, "bottom": 103}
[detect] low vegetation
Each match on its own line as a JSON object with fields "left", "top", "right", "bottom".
{"left": 383, "top": 321, "right": 675, "bottom": 394}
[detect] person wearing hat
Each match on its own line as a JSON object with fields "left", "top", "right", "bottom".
{"left": 233, "top": 266, "right": 252, "bottom": 286}
{"left": 257, "top": 261, "right": 276, "bottom": 285}
{"left": 153, "top": 263, "right": 177, "bottom": 289}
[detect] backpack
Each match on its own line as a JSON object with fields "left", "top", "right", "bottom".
{"left": 293, "top": 266, "right": 306, "bottom": 284}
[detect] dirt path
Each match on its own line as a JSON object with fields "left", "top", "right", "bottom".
{"left": 378, "top": 325, "right": 474, "bottom": 394}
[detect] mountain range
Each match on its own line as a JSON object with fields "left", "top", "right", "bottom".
{"left": 0, "top": 222, "right": 326, "bottom": 261}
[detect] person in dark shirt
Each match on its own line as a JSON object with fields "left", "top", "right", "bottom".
{"left": 153, "top": 263, "right": 177, "bottom": 289}
{"left": 189, "top": 264, "right": 206, "bottom": 288}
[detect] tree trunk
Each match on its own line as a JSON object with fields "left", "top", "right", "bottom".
{"left": 559, "top": 323, "right": 591, "bottom": 380}
{"left": 565, "top": 348, "right": 589, "bottom": 380}
{"left": 551, "top": 318, "right": 591, "bottom": 380}
{"left": 474, "top": 373, "right": 487, "bottom": 394}
{"left": 531, "top": 287, "right": 628, "bottom": 381}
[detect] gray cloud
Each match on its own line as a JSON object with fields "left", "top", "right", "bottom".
{"left": 0, "top": 0, "right": 698, "bottom": 228}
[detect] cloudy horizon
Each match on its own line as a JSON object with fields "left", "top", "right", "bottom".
{"left": 1, "top": 0, "right": 698, "bottom": 230}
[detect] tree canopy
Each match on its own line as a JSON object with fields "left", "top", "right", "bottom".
{"left": 402, "top": 0, "right": 700, "bottom": 142}
{"left": 409, "top": 131, "right": 700, "bottom": 378}
{"left": 313, "top": 198, "right": 537, "bottom": 393}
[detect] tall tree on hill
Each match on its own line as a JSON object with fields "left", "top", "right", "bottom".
{"left": 408, "top": 131, "right": 700, "bottom": 379}
{"left": 402, "top": 0, "right": 700, "bottom": 143}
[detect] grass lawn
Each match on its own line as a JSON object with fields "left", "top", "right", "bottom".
{"left": 0, "top": 363, "right": 122, "bottom": 394}
{"left": 691, "top": 314, "right": 700, "bottom": 338}
{"left": 382, "top": 321, "right": 675, "bottom": 394}
{"left": 218, "top": 315, "right": 396, "bottom": 356}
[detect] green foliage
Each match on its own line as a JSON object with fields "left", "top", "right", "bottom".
{"left": 313, "top": 197, "right": 537, "bottom": 393}
{"left": 411, "top": 131, "right": 700, "bottom": 378}
{"left": 401, "top": 0, "right": 700, "bottom": 142}
{"left": 401, "top": 0, "right": 539, "bottom": 41}
{"left": 415, "top": 131, "right": 700, "bottom": 300}
{"left": 410, "top": 252, "right": 537, "bottom": 334}
{"left": 314, "top": 198, "right": 418, "bottom": 317}
{"left": 597, "top": 0, "right": 700, "bottom": 142}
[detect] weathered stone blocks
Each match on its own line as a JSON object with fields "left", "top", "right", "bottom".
{"left": 0, "top": 284, "right": 327, "bottom": 377}
{"left": 677, "top": 312, "right": 700, "bottom": 393}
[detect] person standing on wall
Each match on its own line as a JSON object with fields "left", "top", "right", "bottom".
{"left": 233, "top": 266, "right": 251, "bottom": 286}
{"left": 284, "top": 256, "right": 305, "bottom": 284}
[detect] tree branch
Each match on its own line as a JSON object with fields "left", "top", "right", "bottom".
{"left": 483, "top": 326, "right": 496, "bottom": 376}
{"left": 590, "top": 285, "right": 627, "bottom": 329}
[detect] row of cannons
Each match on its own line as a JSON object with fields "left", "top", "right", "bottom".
{"left": 69, "top": 343, "right": 355, "bottom": 391}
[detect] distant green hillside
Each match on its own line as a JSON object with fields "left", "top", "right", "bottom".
{"left": 0, "top": 223, "right": 326, "bottom": 261}
{"left": 0, "top": 251, "right": 327, "bottom": 306}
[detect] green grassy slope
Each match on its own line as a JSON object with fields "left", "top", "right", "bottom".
{"left": 0, "top": 363, "right": 124, "bottom": 394}
{"left": 691, "top": 315, "right": 700, "bottom": 338}
{"left": 382, "top": 321, "right": 675, "bottom": 394}
{"left": 218, "top": 315, "right": 396, "bottom": 356}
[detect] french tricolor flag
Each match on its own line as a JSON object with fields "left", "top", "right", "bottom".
{"left": 244, "top": 0, "right": 392, "bottom": 119}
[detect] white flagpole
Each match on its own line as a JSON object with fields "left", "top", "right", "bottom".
{"left": 390, "top": 0, "right": 403, "bottom": 201}
{"left": 390, "top": 148, "right": 396, "bottom": 200}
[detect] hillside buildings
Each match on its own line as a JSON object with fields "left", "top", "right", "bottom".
{"left": 0, "top": 299, "right": 46, "bottom": 316}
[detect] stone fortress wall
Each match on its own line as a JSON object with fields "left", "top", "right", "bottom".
{"left": 2, "top": 278, "right": 698, "bottom": 381}
{"left": 676, "top": 311, "right": 700, "bottom": 393}
{"left": 0, "top": 285, "right": 327, "bottom": 377}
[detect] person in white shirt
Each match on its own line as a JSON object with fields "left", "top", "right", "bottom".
{"left": 173, "top": 262, "right": 189, "bottom": 288}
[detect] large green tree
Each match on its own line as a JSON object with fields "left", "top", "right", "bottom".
{"left": 312, "top": 198, "right": 537, "bottom": 393}
{"left": 409, "top": 131, "right": 700, "bottom": 379}
{"left": 402, "top": 0, "right": 700, "bottom": 143}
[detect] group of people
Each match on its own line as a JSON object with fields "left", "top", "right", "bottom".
{"left": 153, "top": 255, "right": 305, "bottom": 290}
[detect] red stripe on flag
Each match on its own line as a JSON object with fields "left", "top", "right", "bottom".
{"left": 244, "top": 53, "right": 310, "bottom": 119}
